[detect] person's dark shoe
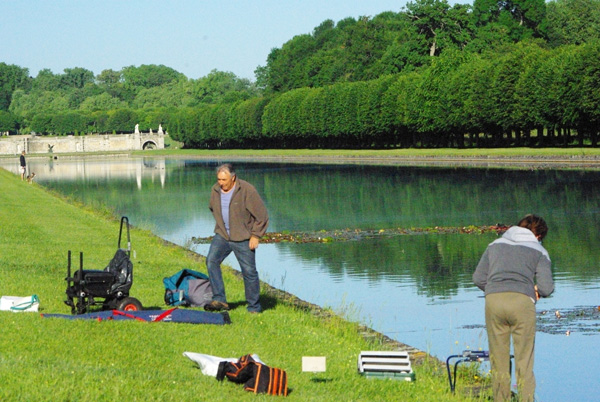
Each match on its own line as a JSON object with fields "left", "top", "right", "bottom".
{"left": 221, "top": 311, "right": 232, "bottom": 324}
{"left": 204, "top": 301, "right": 230, "bottom": 312}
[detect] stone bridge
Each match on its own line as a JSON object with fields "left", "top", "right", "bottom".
{"left": 0, "top": 132, "right": 164, "bottom": 155}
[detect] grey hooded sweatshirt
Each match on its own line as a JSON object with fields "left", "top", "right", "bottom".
{"left": 473, "top": 226, "right": 554, "bottom": 302}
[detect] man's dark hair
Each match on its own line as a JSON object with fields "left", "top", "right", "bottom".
{"left": 517, "top": 214, "right": 548, "bottom": 240}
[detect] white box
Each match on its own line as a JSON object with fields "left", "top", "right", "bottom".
{"left": 302, "top": 356, "right": 326, "bottom": 372}
{"left": 0, "top": 295, "right": 40, "bottom": 312}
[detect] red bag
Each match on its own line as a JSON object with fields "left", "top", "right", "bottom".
{"left": 216, "top": 354, "right": 288, "bottom": 396}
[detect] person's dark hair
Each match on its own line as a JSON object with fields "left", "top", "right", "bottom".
{"left": 517, "top": 214, "right": 548, "bottom": 240}
{"left": 216, "top": 163, "right": 235, "bottom": 178}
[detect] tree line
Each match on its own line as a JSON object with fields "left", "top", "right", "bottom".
{"left": 0, "top": 65, "right": 259, "bottom": 135}
{"left": 1, "top": 0, "right": 599, "bottom": 148}
{"left": 171, "top": 40, "right": 600, "bottom": 148}
{"left": 255, "top": 0, "right": 600, "bottom": 92}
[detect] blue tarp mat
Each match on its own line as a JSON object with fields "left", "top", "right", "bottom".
{"left": 42, "top": 308, "right": 230, "bottom": 325}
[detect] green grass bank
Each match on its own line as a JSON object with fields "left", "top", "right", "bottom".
{"left": 136, "top": 146, "right": 600, "bottom": 171}
{"left": 0, "top": 167, "right": 489, "bottom": 401}
{"left": 141, "top": 145, "right": 600, "bottom": 161}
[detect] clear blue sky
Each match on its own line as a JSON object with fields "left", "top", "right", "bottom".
{"left": 1, "top": 0, "right": 418, "bottom": 81}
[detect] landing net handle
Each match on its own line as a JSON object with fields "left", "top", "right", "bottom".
{"left": 118, "top": 216, "right": 131, "bottom": 256}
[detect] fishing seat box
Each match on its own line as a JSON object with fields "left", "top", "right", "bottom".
{"left": 74, "top": 270, "right": 116, "bottom": 295}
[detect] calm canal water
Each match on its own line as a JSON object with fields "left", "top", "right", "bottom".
{"left": 3, "top": 156, "right": 599, "bottom": 401}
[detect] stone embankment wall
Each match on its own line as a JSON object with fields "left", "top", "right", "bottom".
{"left": 0, "top": 133, "right": 164, "bottom": 155}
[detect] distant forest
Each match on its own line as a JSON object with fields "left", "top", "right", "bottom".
{"left": 1, "top": 0, "right": 599, "bottom": 148}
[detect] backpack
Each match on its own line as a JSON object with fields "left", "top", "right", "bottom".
{"left": 105, "top": 248, "right": 133, "bottom": 293}
{"left": 216, "top": 354, "right": 288, "bottom": 396}
{"left": 163, "top": 269, "right": 213, "bottom": 307}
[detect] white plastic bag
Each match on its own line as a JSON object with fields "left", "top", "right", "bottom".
{"left": 0, "top": 295, "right": 40, "bottom": 312}
{"left": 183, "top": 352, "right": 264, "bottom": 377}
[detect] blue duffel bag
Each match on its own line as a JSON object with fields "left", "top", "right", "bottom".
{"left": 163, "top": 269, "right": 213, "bottom": 307}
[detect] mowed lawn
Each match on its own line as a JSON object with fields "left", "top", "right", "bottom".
{"left": 0, "top": 168, "right": 486, "bottom": 401}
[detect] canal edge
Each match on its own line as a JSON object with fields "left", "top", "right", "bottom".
{"left": 162, "top": 237, "right": 438, "bottom": 367}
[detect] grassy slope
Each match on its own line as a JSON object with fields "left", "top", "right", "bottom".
{"left": 0, "top": 168, "right": 485, "bottom": 401}
{"left": 140, "top": 146, "right": 600, "bottom": 159}
{"left": 3, "top": 146, "right": 600, "bottom": 163}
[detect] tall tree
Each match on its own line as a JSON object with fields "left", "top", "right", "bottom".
{"left": 9, "top": 89, "right": 69, "bottom": 119}
{"left": 96, "top": 69, "right": 125, "bottom": 99}
{"left": 121, "top": 64, "right": 184, "bottom": 89}
{"left": 0, "top": 110, "right": 18, "bottom": 132}
{"left": 79, "top": 92, "right": 128, "bottom": 112}
{"left": 133, "top": 80, "right": 195, "bottom": 109}
{"left": 61, "top": 67, "right": 95, "bottom": 89}
{"left": 96, "top": 69, "right": 122, "bottom": 87}
{"left": 191, "top": 69, "right": 259, "bottom": 104}
{"left": 262, "top": 33, "right": 318, "bottom": 92}
{"left": 404, "top": 0, "right": 473, "bottom": 57}
{"left": 472, "top": 0, "right": 547, "bottom": 41}
{"left": 366, "top": 12, "right": 423, "bottom": 75}
{"left": 546, "top": 0, "right": 600, "bottom": 46}
{"left": 32, "top": 69, "right": 61, "bottom": 92}
{"left": 0, "top": 63, "right": 30, "bottom": 111}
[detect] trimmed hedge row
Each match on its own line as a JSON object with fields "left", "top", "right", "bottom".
{"left": 171, "top": 41, "right": 600, "bottom": 148}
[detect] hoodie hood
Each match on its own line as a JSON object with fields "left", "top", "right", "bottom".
{"left": 502, "top": 226, "right": 538, "bottom": 243}
{"left": 495, "top": 226, "right": 549, "bottom": 259}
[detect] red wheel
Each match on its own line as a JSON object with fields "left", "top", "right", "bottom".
{"left": 116, "top": 297, "right": 142, "bottom": 311}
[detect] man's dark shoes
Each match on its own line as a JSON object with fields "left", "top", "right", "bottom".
{"left": 204, "top": 301, "right": 230, "bottom": 312}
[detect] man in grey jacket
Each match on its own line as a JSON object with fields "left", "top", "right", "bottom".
{"left": 473, "top": 214, "right": 554, "bottom": 402}
{"left": 204, "top": 164, "right": 269, "bottom": 313}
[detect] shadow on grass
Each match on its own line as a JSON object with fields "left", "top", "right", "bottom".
{"left": 310, "top": 377, "right": 333, "bottom": 383}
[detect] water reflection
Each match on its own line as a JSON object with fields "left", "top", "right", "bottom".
{"left": 3, "top": 156, "right": 599, "bottom": 402}
{"left": 5, "top": 156, "right": 171, "bottom": 189}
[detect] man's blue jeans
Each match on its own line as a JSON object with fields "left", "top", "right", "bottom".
{"left": 206, "top": 234, "right": 262, "bottom": 312}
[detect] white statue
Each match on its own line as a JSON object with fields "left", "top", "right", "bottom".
{"left": 150, "top": 128, "right": 153, "bottom": 134}
{"left": 134, "top": 124, "right": 140, "bottom": 134}
{"left": 158, "top": 124, "right": 164, "bottom": 135}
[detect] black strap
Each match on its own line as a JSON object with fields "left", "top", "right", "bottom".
{"left": 216, "top": 361, "right": 228, "bottom": 382}
{"left": 175, "top": 269, "right": 191, "bottom": 289}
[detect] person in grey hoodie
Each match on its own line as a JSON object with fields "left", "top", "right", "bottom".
{"left": 473, "top": 214, "right": 554, "bottom": 402}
